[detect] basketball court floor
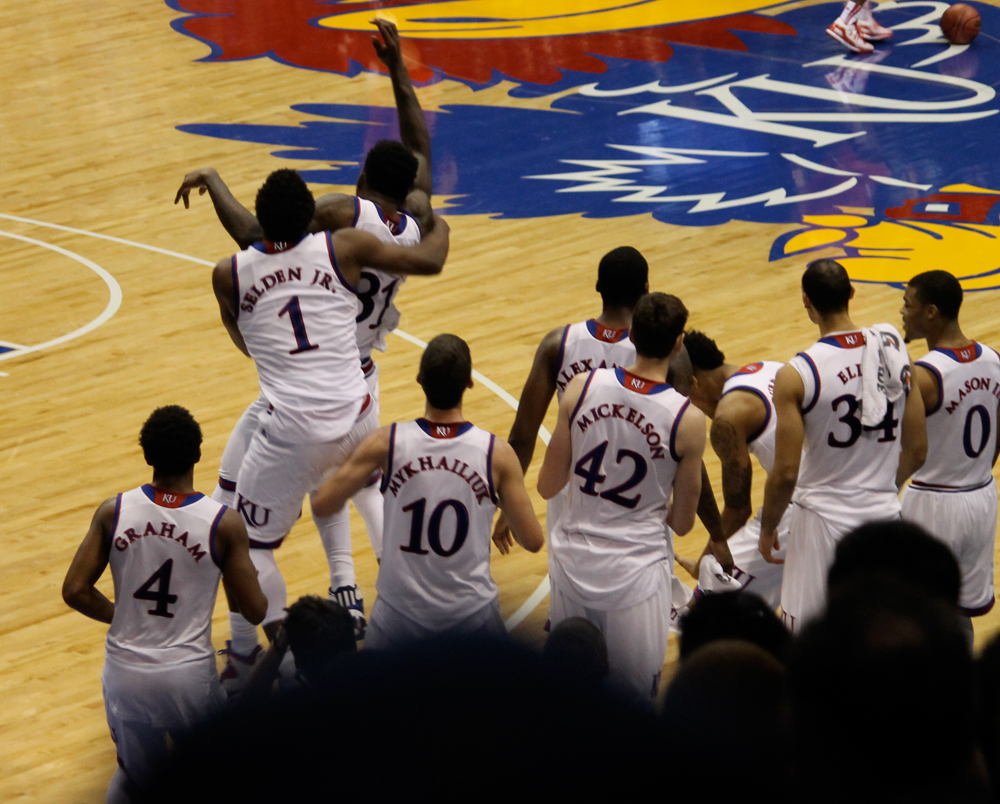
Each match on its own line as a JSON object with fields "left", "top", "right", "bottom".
{"left": 3, "top": 0, "right": 1000, "bottom": 799}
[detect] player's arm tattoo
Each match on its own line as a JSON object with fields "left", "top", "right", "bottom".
{"left": 710, "top": 416, "right": 753, "bottom": 519}
{"left": 696, "top": 464, "right": 725, "bottom": 542}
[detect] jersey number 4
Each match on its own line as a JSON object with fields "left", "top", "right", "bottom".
{"left": 133, "top": 559, "right": 178, "bottom": 618}
{"left": 574, "top": 441, "right": 648, "bottom": 509}
{"left": 827, "top": 394, "right": 898, "bottom": 448}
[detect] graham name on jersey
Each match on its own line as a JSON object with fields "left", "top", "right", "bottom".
{"left": 557, "top": 359, "right": 626, "bottom": 393}
{"left": 575, "top": 404, "right": 667, "bottom": 460}
{"left": 945, "top": 375, "right": 1000, "bottom": 415}
{"left": 114, "top": 520, "right": 209, "bottom": 562}
{"left": 386, "top": 456, "right": 492, "bottom": 504}
{"left": 239, "top": 267, "right": 340, "bottom": 314}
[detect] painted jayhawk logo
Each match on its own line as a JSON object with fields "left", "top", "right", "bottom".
{"left": 169, "top": 0, "right": 1000, "bottom": 289}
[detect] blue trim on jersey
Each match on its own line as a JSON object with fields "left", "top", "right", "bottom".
{"left": 721, "top": 386, "right": 771, "bottom": 443}
{"left": 250, "top": 234, "right": 308, "bottom": 254}
{"left": 909, "top": 477, "right": 995, "bottom": 493}
{"left": 178, "top": 492, "right": 205, "bottom": 508}
{"left": 934, "top": 342, "right": 984, "bottom": 362}
{"left": 798, "top": 352, "right": 821, "bottom": 414}
{"left": 372, "top": 202, "right": 388, "bottom": 225}
{"left": 209, "top": 505, "right": 227, "bottom": 569}
{"left": 669, "top": 398, "right": 691, "bottom": 463}
{"left": 108, "top": 493, "right": 123, "bottom": 552}
{"left": 614, "top": 366, "right": 671, "bottom": 395}
{"left": 140, "top": 485, "right": 205, "bottom": 507}
{"left": 555, "top": 325, "right": 570, "bottom": 380}
{"left": 414, "top": 419, "right": 474, "bottom": 437}
{"left": 381, "top": 423, "right": 397, "bottom": 494}
{"left": 218, "top": 476, "right": 237, "bottom": 492}
{"left": 325, "top": 230, "right": 359, "bottom": 295}
{"left": 351, "top": 196, "right": 361, "bottom": 228}
{"left": 569, "top": 370, "right": 598, "bottom": 423}
{"left": 141, "top": 484, "right": 155, "bottom": 502}
{"left": 963, "top": 595, "right": 995, "bottom": 618}
{"left": 915, "top": 360, "right": 944, "bottom": 415}
{"left": 231, "top": 255, "right": 240, "bottom": 321}
{"left": 486, "top": 434, "right": 498, "bottom": 505}
{"left": 400, "top": 208, "right": 422, "bottom": 239}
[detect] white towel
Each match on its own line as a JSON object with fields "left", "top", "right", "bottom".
{"left": 860, "top": 323, "right": 909, "bottom": 427}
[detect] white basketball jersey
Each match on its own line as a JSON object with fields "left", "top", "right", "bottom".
{"left": 790, "top": 329, "right": 907, "bottom": 497}
{"left": 549, "top": 367, "right": 690, "bottom": 609}
{"left": 233, "top": 232, "right": 368, "bottom": 443}
{"left": 555, "top": 320, "right": 636, "bottom": 398}
{"left": 106, "top": 485, "right": 225, "bottom": 666}
{"left": 720, "top": 361, "right": 782, "bottom": 475}
{"left": 352, "top": 198, "right": 421, "bottom": 362}
{"left": 911, "top": 342, "right": 1000, "bottom": 490}
{"left": 377, "top": 419, "right": 500, "bottom": 630}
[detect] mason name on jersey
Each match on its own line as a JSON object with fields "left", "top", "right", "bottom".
{"left": 943, "top": 374, "right": 1000, "bottom": 414}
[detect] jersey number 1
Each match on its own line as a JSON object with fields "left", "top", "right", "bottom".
{"left": 278, "top": 296, "right": 319, "bottom": 354}
{"left": 133, "top": 559, "right": 178, "bottom": 618}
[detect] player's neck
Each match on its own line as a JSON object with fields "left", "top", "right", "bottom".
{"left": 926, "top": 320, "right": 972, "bottom": 351}
{"left": 596, "top": 306, "right": 632, "bottom": 330}
{"left": 628, "top": 355, "right": 670, "bottom": 384}
{"left": 423, "top": 404, "right": 465, "bottom": 424}
{"left": 817, "top": 311, "right": 856, "bottom": 337}
{"left": 359, "top": 189, "right": 401, "bottom": 217}
{"left": 719, "top": 362, "right": 740, "bottom": 383}
{"left": 149, "top": 471, "right": 196, "bottom": 495}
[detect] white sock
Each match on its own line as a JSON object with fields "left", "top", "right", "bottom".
{"left": 250, "top": 548, "right": 288, "bottom": 627}
{"left": 351, "top": 482, "right": 384, "bottom": 561}
{"left": 838, "top": 1, "right": 862, "bottom": 23}
{"left": 311, "top": 504, "right": 355, "bottom": 591}
{"left": 229, "top": 611, "right": 259, "bottom": 656}
{"left": 858, "top": 0, "right": 874, "bottom": 21}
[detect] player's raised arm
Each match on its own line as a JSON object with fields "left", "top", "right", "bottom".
{"left": 666, "top": 405, "right": 706, "bottom": 536}
{"left": 175, "top": 168, "right": 265, "bottom": 249}
{"left": 372, "top": 18, "right": 432, "bottom": 197}
{"left": 491, "top": 438, "right": 544, "bottom": 553}
{"left": 62, "top": 497, "right": 116, "bottom": 624}
{"left": 896, "top": 357, "right": 928, "bottom": 489}
{"left": 214, "top": 508, "right": 267, "bottom": 625}
{"left": 312, "top": 427, "right": 392, "bottom": 517}
{"left": 212, "top": 258, "right": 250, "bottom": 357}
{"left": 330, "top": 214, "right": 449, "bottom": 288}
{"left": 538, "top": 372, "right": 587, "bottom": 499}
{"left": 759, "top": 365, "right": 805, "bottom": 564}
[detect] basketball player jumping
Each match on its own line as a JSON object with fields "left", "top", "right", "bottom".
{"left": 312, "top": 334, "right": 544, "bottom": 647}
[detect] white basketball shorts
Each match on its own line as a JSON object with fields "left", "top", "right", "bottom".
{"left": 365, "top": 595, "right": 506, "bottom": 650}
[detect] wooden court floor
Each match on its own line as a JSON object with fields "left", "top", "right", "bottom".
{"left": 2, "top": 0, "right": 1000, "bottom": 800}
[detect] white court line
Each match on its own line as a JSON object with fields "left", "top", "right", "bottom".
{"left": 1, "top": 213, "right": 554, "bottom": 631}
{"left": 0, "top": 230, "right": 123, "bottom": 363}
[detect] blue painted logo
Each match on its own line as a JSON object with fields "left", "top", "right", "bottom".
{"left": 177, "top": 2, "right": 1000, "bottom": 237}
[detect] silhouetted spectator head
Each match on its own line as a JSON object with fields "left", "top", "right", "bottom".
{"left": 829, "top": 519, "right": 961, "bottom": 607}
{"left": 789, "top": 578, "right": 980, "bottom": 803}
{"left": 543, "top": 617, "right": 609, "bottom": 684}
{"left": 679, "top": 590, "right": 791, "bottom": 663}
{"left": 284, "top": 596, "right": 356, "bottom": 684}
{"left": 663, "top": 640, "right": 790, "bottom": 802}
{"left": 976, "top": 633, "right": 1000, "bottom": 798}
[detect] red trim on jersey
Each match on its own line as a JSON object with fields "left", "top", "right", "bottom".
{"left": 734, "top": 362, "right": 764, "bottom": 376}
{"left": 617, "top": 369, "right": 668, "bottom": 395}
{"left": 142, "top": 485, "right": 204, "bottom": 509}
{"left": 824, "top": 331, "right": 865, "bottom": 348}
{"left": 937, "top": 342, "right": 981, "bottom": 363}
{"left": 416, "top": 419, "right": 472, "bottom": 439}
{"left": 587, "top": 319, "right": 629, "bottom": 343}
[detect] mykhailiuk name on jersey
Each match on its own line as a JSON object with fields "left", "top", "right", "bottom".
{"left": 384, "top": 454, "right": 493, "bottom": 505}
{"left": 575, "top": 402, "right": 669, "bottom": 461}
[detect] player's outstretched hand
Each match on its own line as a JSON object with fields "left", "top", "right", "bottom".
{"left": 371, "top": 17, "right": 402, "bottom": 69}
{"left": 758, "top": 528, "right": 784, "bottom": 565}
{"left": 492, "top": 511, "right": 515, "bottom": 555}
{"left": 174, "top": 168, "right": 219, "bottom": 208}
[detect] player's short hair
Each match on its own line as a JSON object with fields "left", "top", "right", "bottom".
{"left": 907, "top": 270, "right": 963, "bottom": 320}
{"left": 363, "top": 140, "right": 419, "bottom": 206}
{"left": 419, "top": 334, "right": 472, "bottom": 411}
{"left": 284, "top": 596, "right": 356, "bottom": 684}
{"left": 255, "top": 169, "right": 316, "bottom": 243}
{"left": 684, "top": 330, "right": 725, "bottom": 372}
{"left": 139, "top": 406, "right": 202, "bottom": 477}
{"left": 596, "top": 246, "right": 648, "bottom": 308}
{"left": 629, "top": 292, "right": 688, "bottom": 359}
{"left": 802, "top": 259, "right": 852, "bottom": 315}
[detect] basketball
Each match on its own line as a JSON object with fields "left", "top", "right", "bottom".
{"left": 940, "top": 3, "right": 981, "bottom": 44}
